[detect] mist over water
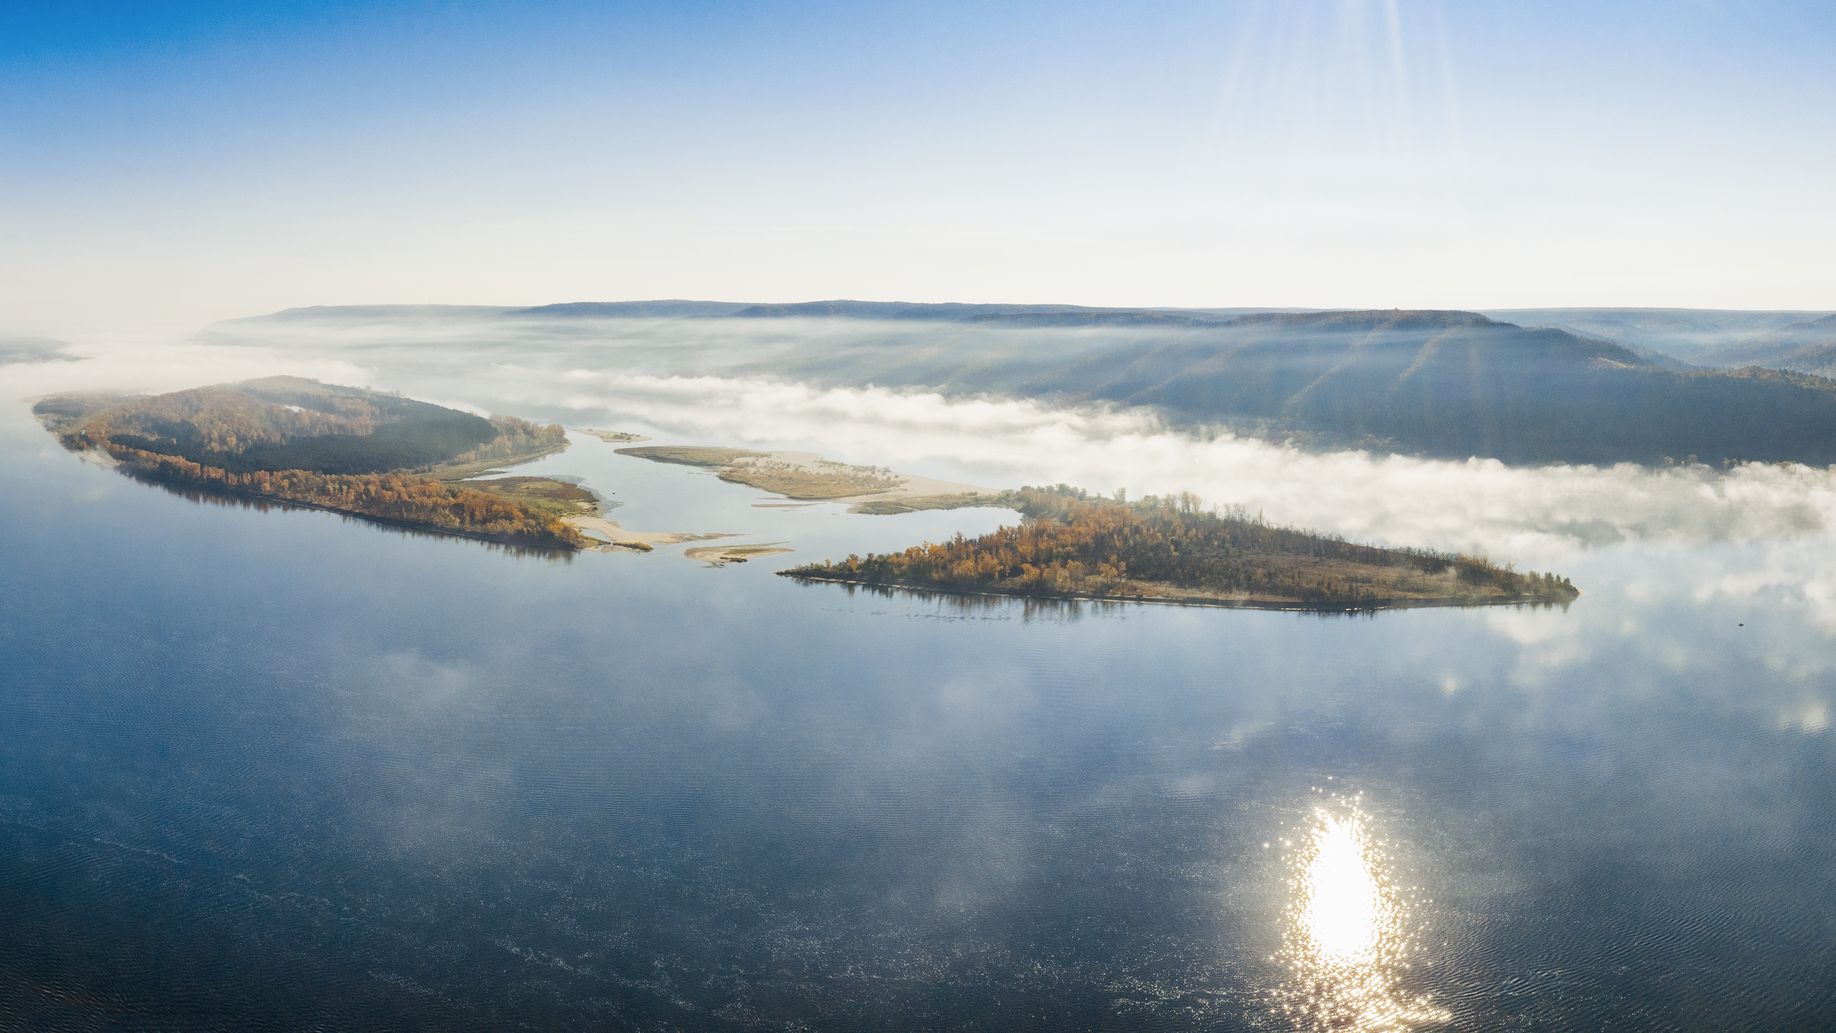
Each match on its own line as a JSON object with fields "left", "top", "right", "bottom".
{"left": 17, "top": 318, "right": 1836, "bottom": 684}
{"left": 19, "top": 320, "right": 1836, "bottom": 616}
{"left": 16, "top": 322, "right": 1836, "bottom": 721}
{"left": 27, "top": 315, "right": 1836, "bottom": 551}
{"left": 6, "top": 319, "right": 1836, "bottom": 1029}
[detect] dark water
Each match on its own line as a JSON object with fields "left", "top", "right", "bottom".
{"left": 2, "top": 403, "right": 1834, "bottom": 1031}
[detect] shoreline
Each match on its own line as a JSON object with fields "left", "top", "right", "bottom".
{"left": 685, "top": 542, "right": 793, "bottom": 567}
{"left": 427, "top": 438, "right": 573, "bottom": 480}
{"left": 125, "top": 472, "right": 583, "bottom": 553}
{"left": 618, "top": 444, "right": 998, "bottom": 512}
{"left": 562, "top": 513, "right": 733, "bottom": 552}
{"left": 779, "top": 572, "right": 1579, "bottom": 614}
{"left": 103, "top": 443, "right": 724, "bottom": 557}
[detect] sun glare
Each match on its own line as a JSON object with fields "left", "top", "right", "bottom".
{"left": 1275, "top": 802, "right": 1450, "bottom": 1031}
{"left": 1303, "top": 812, "right": 1386, "bottom": 962}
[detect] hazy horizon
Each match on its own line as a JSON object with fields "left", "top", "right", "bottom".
{"left": 7, "top": 0, "right": 1836, "bottom": 337}
{"left": 23, "top": 296, "right": 1836, "bottom": 354}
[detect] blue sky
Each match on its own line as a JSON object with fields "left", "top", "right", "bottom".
{"left": 4, "top": 1, "right": 1834, "bottom": 334}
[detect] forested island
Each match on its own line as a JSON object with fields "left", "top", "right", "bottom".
{"left": 33, "top": 378, "right": 1583, "bottom": 603}
{"left": 35, "top": 377, "right": 591, "bottom": 550}
{"left": 782, "top": 486, "right": 1578, "bottom": 611}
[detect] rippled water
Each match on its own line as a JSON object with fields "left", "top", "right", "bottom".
{"left": 3, "top": 374, "right": 1835, "bottom": 1030}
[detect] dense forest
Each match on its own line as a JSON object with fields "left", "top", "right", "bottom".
{"left": 109, "top": 445, "right": 586, "bottom": 550}
{"left": 60, "top": 376, "right": 543, "bottom": 474}
{"left": 441, "top": 415, "right": 571, "bottom": 469}
{"left": 785, "top": 486, "right": 1576, "bottom": 610}
{"left": 38, "top": 378, "right": 585, "bottom": 550}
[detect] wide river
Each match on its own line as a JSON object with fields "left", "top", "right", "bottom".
{"left": 3, "top": 351, "right": 1834, "bottom": 1031}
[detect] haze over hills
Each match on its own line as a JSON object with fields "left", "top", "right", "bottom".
{"left": 1483, "top": 308, "right": 1836, "bottom": 366}
{"left": 0, "top": 337, "right": 76, "bottom": 365}
{"left": 1677, "top": 314, "right": 1836, "bottom": 377}
{"left": 714, "top": 307, "right": 1836, "bottom": 465}
{"left": 212, "top": 302, "right": 1836, "bottom": 467}
{"left": 238, "top": 299, "right": 1307, "bottom": 326}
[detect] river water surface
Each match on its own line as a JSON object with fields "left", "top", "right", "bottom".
{"left": 2, "top": 353, "right": 1834, "bottom": 1031}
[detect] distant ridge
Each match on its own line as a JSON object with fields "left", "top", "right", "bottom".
{"left": 229, "top": 299, "right": 1830, "bottom": 332}
{"left": 214, "top": 301, "right": 1836, "bottom": 466}
{"left": 236, "top": 300, "right": 1514, "bottom": 332}
{"left": 1484, "top": 307, "right": 1836, "bottom": 365}
{"left": 1697, "top": 317, "right": 1836, "bottom": 377}
{"left": 513, "top": 299, "right": 1304, "bottom": 325}
{"left": 228, "top": 299, "right": 1311, "bottom": 327}
{"left": 506, "top": 300, "right": 754, "bottom": 318}
{"left": 715, "top": 300, "right": 1242, "bottom": 323}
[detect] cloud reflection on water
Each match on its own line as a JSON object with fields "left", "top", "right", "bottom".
{"left": 5, "top": 336, "right": 1836, "bottom": 1027}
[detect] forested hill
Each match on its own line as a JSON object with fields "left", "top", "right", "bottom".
{"left": 35, "top": 378, "right": 584, "bottom": 550}
{"left": 36, "top": 376, "right": 521, "bottom": 475}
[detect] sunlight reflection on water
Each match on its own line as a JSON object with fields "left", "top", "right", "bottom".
{"left": 1276, "top": 801, "right": 1450, "bottom": 1031}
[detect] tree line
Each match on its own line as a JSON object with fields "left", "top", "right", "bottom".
{"left": 71, "top": 382, "right": 558, "bottom": 475}
{"left": 105, "top": 444, "right": 585, "bottom": 551}
{"left": 789, "top": 486, "right": 1576, "bottom": 605}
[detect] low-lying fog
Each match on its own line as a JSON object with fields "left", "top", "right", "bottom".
{"left": 19, "top": 318, "right": 1836, "bottom": 550}
{"left": 12, "top": 316, "right": 1836, "bottom": 675}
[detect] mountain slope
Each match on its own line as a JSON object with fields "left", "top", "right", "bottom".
{"left": 215, "top": 303, "right": 1836, "bottom": 467}
{"left": 750, "top": 309, "right": 1836, "bottom": 464}
{"left": 1482, "top": 308, "right": 1834, "bottom": 364}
